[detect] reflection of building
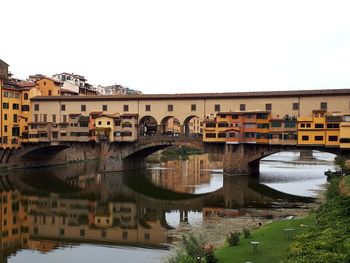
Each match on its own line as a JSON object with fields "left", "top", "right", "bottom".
{"left": 0, "top": 190, "right": 29, "bottom": 254}
{"left": 27, "top": 196, "right": 168, "bottom": 248}
{"left": 150, "top": 154, "right": 218, "bottom": 193}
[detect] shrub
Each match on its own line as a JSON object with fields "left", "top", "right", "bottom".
{"left": 202, "top": 244, "right": 218, "bottom": 263}
{"left": 243, "top": 228, "right": 251, "bottom": 239}
{"left": 181, "top": 233, "right": 205, "bottom": 259}
{"left": 227, "top": 232, "right": 240, "bottom": 246}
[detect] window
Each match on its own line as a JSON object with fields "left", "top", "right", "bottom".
{"left": 4, "top": 125, "right": 7, "bottom": 133}
{"left": 218, "top": 132, "right": 226, "bottom": 138}
{"left": 122, "top": 231, "right": 128, "bottom": 240}
{"left": 43, "top": 81, "right": 46, "bottom": 86}
{"left": 240, "top": 104, "right": 246, "bottom": 111}
{"left": 271, "top": 121, "right": 282, "bottom": 128}
{"left": 43, "top": 114, "right": 47, "bottom": 123}
{"left": 306, "top": 123, "right": 311, "bottom": 128}
{"left": 61, "top": 104, "right": 66, "bottom": 111}
{"left": 4, "top": 114, "right": 7, "bottom": 121}
{"left": 218, "top": 122, "right": 229, "bottom": 128}
{"left": 205, "top": 123, "right": 216, "bottom": 128}
{"left": 79, "top": 121, "right": 88, "bottom": 127}
{"left": 52, "top": 114, "right": 56, "bottom": 123}
{"left": 320, "top": 102, "right": 327, "bottom": 110}
{"left": 107, "top": 121, "right": 110, "bottom": 125}
{"left": 2, "top": 103, "right": 9, "bottom": 109}
{"left": 13, "top": 114, "right": 18, "bottom": 123}
{"left": 144, "top": 233, "right": 150, "bottom": 240}
{"left": 98, "top": 121, "right": 102, "bottom": 125}
{"left": 168, "top": 104, "right": 173, "bottom": 111}
{"left": 81, "top": 105, "right": 86, "bottom": 112}
{"left": 80, "top": 229, "right": 85, "bottom": 237}
{"left": 191, "top": 104, "right": 196, "bottom": 111}
{"left": 328, "top": 136, "right": 338, "bottom": 142}
{"left": 102, "top": 105, "right": 107, "bottom": 111}
{"left": 145, "top": 105, "right": 151, "bottom": 111}
{"left": 60, "top": 229, "right": 65, "bottom": 236}
{"left": 24, "top": 93, "right": 28, "bottom": 100}
{"left": 327, "top": 123, "right": 340, "bottom": 129}
{"left": 12, "top": 127, "right": 20, "bottom": 137}
{"left": 63, "top": 115, "right": 67, "bottom": 123}
{"left": 21, "top": 105, "right": 29, "bottom": 111}
{"left": 34, "top": 114, "right": 38, "bottom": 122}
{"left": 284, "top": 120, "right": 296, "bottom": 128}
{"left": 48, "top": 90, "right": 52, "bottom": 96}
{"left": 34, "top": 104, "right": 39, "bottom": 111}
{"left": 214, "top": 104, "right": 220, "bottom": 112}
{"left": 12, "top": 103, "right": 19, "bottom": 110}
{"left": 265, "top": 103, "right": 272, "bottom": 111}
{"left": 302, "top": 135, "right": 309, "bottom": 141}
{"left": 205, "top": 133, "right": 216, "bottom": 138}
{"left": 293, "top": 103, "right": 299, "bottom": 110}
{"left": 315, "top": 136, "right": 324, "bottom": 141}
{"left": 315, "top": 124, "right": 324, "bottom": 129}
{"left": 123, "top": 105, "right": 129, "bottom": 112}
{"left": 101, "top": 230, "right": 107, "bottom": 238}
{"left": 257, "top": 123, "right": 269, "bottom": 129}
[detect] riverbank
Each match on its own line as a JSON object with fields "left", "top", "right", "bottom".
{"left": 215, "top": 214, "right": 315, "bottom": 263}
{"left": 215, "top": 168, "right": 350, "bottom": 263}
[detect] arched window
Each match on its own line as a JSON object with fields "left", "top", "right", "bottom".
{"left": 23, "top": 93, "right": 29, "bottom": 100}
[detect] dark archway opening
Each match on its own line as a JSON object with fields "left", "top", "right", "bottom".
{"left": 160, "top": 116, "right": 181, "bottom": 135}
{"left": 183, "top": 115, "right": 202, "bottom": 137}
{"left": 139, "top": 116, "right": 158, "bottom": 136}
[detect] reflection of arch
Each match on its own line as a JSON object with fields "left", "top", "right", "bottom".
{"left": 139, "top": 116, "right": 158, "bottom": 136}
{"left": 160, "top": 116, "right": 181, "bottom": 135}
{"left": 183, "top": 115, "right": 201, "bottom": 136}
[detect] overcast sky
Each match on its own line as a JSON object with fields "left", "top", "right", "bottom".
{"left": 1, "top": 0, "right": 350, "bottom": 94}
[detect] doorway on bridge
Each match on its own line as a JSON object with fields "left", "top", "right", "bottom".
{"left": 183, "top": 115, "right": 202, "bottom": 137}
{"left": 139, "top": 116, "right": 158, "bottom": 136}
{"left": 160, "top": 116, "right": 182, "bottom": 136}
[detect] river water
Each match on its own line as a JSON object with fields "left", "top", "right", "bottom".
{"left": 0, "top": 150, "right": 335, "bottom": 263}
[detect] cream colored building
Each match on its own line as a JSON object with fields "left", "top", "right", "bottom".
{"left": 30, "top": 90, "right": 350, "bottom": 130}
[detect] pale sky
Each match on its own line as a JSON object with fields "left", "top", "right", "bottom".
{"left": 2, "top": 0, "right": 350, "bottom": 94}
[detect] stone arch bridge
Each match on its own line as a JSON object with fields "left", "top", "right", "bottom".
{"left": 0, "top": 136, "right": 345, "bottom": 175}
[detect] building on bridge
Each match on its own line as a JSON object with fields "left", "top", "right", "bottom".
{"left": 95, "top": 113, "right": 138, "bottom": 142}
{"left": 17, "top": 88, "right": 350, "bottom": 149}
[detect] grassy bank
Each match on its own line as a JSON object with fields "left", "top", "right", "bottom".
{"left": 215, "top": 176, "right": 350, "bottom": 263}
{"left": 215, "top": 215, "right": 315, "bottom": 263}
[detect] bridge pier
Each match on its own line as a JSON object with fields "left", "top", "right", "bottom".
{"left": 299, "top": 149, "right": 315, "bottom": 160}
{"left": 223, "top": 144, "right": 261, "bottom": 176}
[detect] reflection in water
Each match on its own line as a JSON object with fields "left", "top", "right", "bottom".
{"left": 260, "top": 151, "right": 335, "bottom": 196}
{"left": 148, "top": 154, "right": 223, "bottom": 194}
{"left": 0, "top": 151, "right": 335, "bottom": 263}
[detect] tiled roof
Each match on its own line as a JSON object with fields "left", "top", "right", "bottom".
{"left": 31, "top": 88, "right": 350, "bottom": 101}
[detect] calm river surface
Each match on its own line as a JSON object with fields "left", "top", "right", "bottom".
{"left": 0, "top": 150, "right": 335, "bottom": 263}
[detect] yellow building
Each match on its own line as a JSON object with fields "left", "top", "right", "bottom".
{"left": 95, "top": 114, "right": 138, "bottom": 142}
{"left": 340, "top": 114, "right": 350, "bottom": 149}
{"left": 35, "top": 77, "right": 62, "bottom": 96}
{"left": 325, "top": 113, "right": 342, "bottom": 147}
{"left": 297, "top": 110, "right": 326, "bottom": 145}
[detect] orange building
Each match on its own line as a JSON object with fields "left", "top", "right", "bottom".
{"left": 35, "top": 77, "right": 62, "bottom": 96}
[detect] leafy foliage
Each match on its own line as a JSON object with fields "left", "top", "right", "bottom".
{"left": 227, "top": 232, "right": 240, "bottom": 246}
{"left": 243, "top": 228, "right": 251, "bottom": 239}
{"left": 165, "top": 233, "right": 218, "bottom": 263}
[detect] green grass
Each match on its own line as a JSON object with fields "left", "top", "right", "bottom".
{"left": 215, "top": 214, "right": 315, "bottom": 263}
